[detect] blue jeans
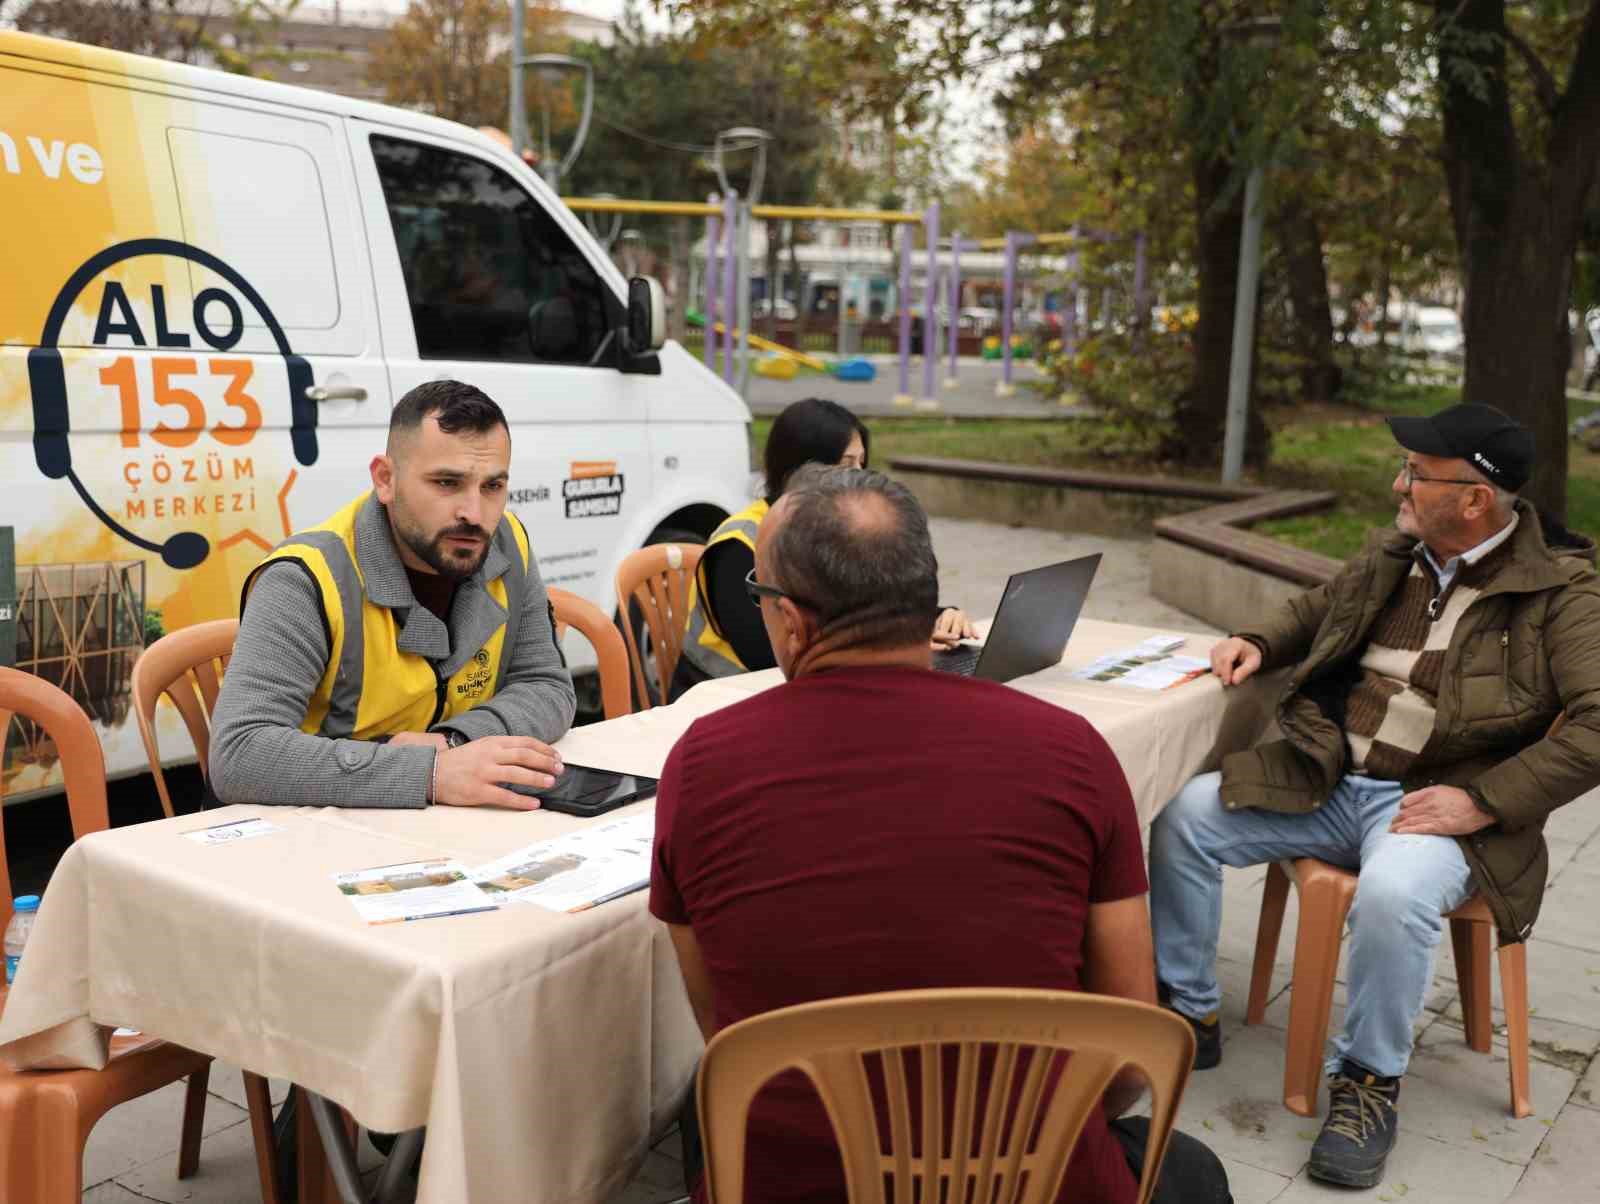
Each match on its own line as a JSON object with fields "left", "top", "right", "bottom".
{"left": 1149, "top": 772, "right": 1473, "bottom": 1078}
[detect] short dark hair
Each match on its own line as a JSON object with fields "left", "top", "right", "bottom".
{"left": 763, "top": 398, "right": 870, "bottom": 504}
{"left": 390, "top": 380, "right": 507, "bottom": 441}
{"left": 769, "top": 464, "right": 939, "bottom": 650}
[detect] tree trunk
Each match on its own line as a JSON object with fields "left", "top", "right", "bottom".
{"left": 1281, "top": 201, "right": 1340, "bottom": 402}
{"left": 1457, "top": 186, "right": 1575, "bottom": 517}
{"left": 1171, "top": 148, "right": 1270, "bottom": 467}
{"left": 1436, "top": 0, "right": 1600, "bottom": 520}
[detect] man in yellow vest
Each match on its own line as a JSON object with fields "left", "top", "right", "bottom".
{"left": 211, "top": 380, "right": 574, "bottom": 809}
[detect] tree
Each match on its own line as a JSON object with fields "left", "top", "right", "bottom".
{"left": 669, "top": 0, "right": 1350, "bottom": 468}
{"left": 1429, "top": 0, "right": 1600, "bottom": 518}
{"left": 367, "top": 0, "right": 572, "bottom": 130}
{"left": 4, "top": 0, "right": 297, "bottom": 74}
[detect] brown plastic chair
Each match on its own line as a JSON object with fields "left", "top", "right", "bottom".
{"left": 615, "top": 542, "right": 704, "bottom": 708}
{"left": 1244, "top": 718, "right": 1562, "bottom": 1120}
{"left": 131, "top": 618, "right": 239, "bottom": 819}
{"left": 1245, "top": 859, "right": 1531, "bottom": 1119}
{"left": 698, "top": 988, "right": 1196, "bottom": 1204}
{"left": 129, "top": 621, "right": 284, "bottom": 1201}
{"left": 549, "top": 587, "right": 633, "bottom": 720}
{"left": 0, "top": 667, "right": 224, "bottom": 1203}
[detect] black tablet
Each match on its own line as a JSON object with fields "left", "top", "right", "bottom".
{"left": 511, "top": 764, "right": 659, "bottom": 817}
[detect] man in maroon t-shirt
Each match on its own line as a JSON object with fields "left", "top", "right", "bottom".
{"left": 650, "top": 465, "right": 1230, "bottom": 1204}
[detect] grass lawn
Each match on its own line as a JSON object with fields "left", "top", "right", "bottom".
{"left": 752, "top": 382, "right": 1600, "bottom": 561}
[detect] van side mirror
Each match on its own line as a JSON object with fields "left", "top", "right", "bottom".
{"left": 626, "top": 276, "right": 666, "bottom": 353}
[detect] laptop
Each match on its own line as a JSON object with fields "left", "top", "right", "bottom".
{"left": 932, "top": 554, "right": 1102, "bottom": 682}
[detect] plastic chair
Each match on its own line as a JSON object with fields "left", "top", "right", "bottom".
{"left": 1245, "top": 858, "right": 1531, "bottom": 1119}
{"left": 1244, "top": 717, "right": 1563, "bottom": 1121}
{"left": 615, "top": 542, "right": 704, "bottom": 709}
{"left": 549, "top": 587, "right": 633, "bottom": 720}
{"left": 130, "top": 618, "right": 239, "bottom": 819}
{"left": 0, "top": 667, "right": 226, "bottom": 1203}
{"left": 698, "top": 988, "right": 1196, "bottom": 1204}
{"left": 130, "top": 621, "right": 285, "bottom": 1201}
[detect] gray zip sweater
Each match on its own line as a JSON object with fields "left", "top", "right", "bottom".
{"left": 210, "top": 495, "right": 576, "bottom": 808}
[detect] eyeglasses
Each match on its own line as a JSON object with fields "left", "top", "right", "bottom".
{"left": 736, "top": 569, "right": 812, "bottom": 611}
{"left": 744, "top": 568, "right": 795, "bottom": 608}
{"left": 1397, "top": 459, "right": 1484, "bottom": 489}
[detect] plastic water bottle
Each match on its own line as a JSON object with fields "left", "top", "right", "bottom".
{"left": 4, "top": 895, "right": 40, "bottom": 986}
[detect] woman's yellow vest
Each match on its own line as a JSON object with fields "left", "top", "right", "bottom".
{"left": 243, "top": 492, "right": 532, "bottom": 739}
{"left": 680, "top": 498, "right": 769, "bottom": 680}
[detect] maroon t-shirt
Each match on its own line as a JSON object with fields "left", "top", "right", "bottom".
{"left": 650, "top": 665, "right": 1149, "bottom": 1204}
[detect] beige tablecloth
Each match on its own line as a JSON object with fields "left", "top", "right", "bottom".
{"left": 0, "top": 618, "right": 1273, "bottom": 1203}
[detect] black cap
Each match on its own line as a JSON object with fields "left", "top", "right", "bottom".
{"left": 1386, "top": 403, "right": 1533, "bottom": 491}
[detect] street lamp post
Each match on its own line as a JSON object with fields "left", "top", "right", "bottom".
{"left": 510, "top": 49, "right": 594, "bottom": 192}
{"left": 714, "top": 127, "right": 771, "bottom": 394}
{"left": 1220, "top": 16, "right": 1282, "bottom": 485}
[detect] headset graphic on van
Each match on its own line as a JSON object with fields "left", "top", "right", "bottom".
{"left": 28, "top": 238, "right": 317, "bottom": 569}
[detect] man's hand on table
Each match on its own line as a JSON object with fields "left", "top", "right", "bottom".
{"left": 432, "top": 735, "right": 565, "bottom": 810}
{"left": 1210, "top": 636, "right": 1262, "bottom": 686}
{"left": 1389, "top": 785, "right": 1495, "bottom": 837}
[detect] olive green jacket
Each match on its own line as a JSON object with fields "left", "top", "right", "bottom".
{"left": 1221, "top": 500, "right": 1600, "bottom": 942}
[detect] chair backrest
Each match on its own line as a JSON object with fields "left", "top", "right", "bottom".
{"left": 548, "top": 587, "right": 633, "bottom": 721}
{"left": 129, "top": 619, "right": 239, "bottom": 818}
{"left": 0, "top": 668, "right": 109, "bottom": 934}
{"left": 698, "top": 988, "right": 1196, "bottom": 1204}
{"left": 614, "top": 542, "right": 704, "bottom": 708}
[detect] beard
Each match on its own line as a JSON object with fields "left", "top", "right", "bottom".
{"left": 394, "top": 512, "right": 492, "bottom": 581}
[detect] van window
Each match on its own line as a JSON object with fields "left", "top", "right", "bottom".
{"left": 370, "top": 134, "right": 611, "bottom": 365}
{"left": 168, "top": 128, "right": 341, "bottom": 330}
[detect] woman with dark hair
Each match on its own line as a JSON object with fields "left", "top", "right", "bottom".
{"left": 670, "top": 398, "right": 975, "bottom": 699}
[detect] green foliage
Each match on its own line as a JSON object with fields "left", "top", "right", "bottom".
{"left": 1034, "top": 331, "right": 1188, "bottom": 456}
{"left": 563, "top": 12, "right": 831, "bottom": 208}
{"left": 142, "top": 609, "right": 166, "bottom": 645}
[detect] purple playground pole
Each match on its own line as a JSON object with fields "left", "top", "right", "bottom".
{"left": 922, "top": 202, "right": 939, "bottom": 403}
{"left": 721, "top": 190, "right": 738, "bottom": 385}
{"left": 704, "top": 195, "right": 720, "bottom": 369}
{"left": 1133, "top": 231, "right": 1149, "bottom": 343}
{"left": 896, "top": 223, "right": 913, "bottom": 400}
{"left": 947, "top": 231, "right": 961, "bottom": 384}
{"left": 999, "top": 231, "right": 1017, "bottom": 393}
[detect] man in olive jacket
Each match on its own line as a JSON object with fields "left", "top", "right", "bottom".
{"left": 1150, "top": 403, "right": 1600, "bottom": 1190}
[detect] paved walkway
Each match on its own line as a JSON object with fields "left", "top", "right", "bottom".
{"left": 743, "top": 355, "right": 1084, "bottom": 419}
{"left": 72, "top": 517, "right": 1600, "bottom": 1202}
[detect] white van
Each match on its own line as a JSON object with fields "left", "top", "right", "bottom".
{"left": 0, "top": 31, "right": 751, "bottom": 798}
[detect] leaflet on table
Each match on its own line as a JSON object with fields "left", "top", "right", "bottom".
{"left": 333, "top": 859, "right": 497, "bottom": 925}
{"left": 182, "top": 816, "right": 282, "bottom": 846}
{"left": 470, "top": 810, "right": 656, "bottom": 914}
{"left": 1072, "top": 635, "right": 1211, "bottom": 690}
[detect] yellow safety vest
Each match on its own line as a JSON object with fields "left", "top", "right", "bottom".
{"left": 680, "top": 498, "right": 769, "bottom": 680}
{"left": 243, "top": 492, "right": 532, "bottom": 739}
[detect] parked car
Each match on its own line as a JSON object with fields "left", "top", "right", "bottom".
{"left": 1402, "top": 306, "right": 1465, "bottom": 360}
{"left": 753, "top": 298, "right": 798, "bottom": 321}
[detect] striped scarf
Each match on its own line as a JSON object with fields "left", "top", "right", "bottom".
{"left": 1345, "top": 538, "right": 1514, "bottom": 780}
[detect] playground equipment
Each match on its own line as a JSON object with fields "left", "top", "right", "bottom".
{"left": 974, "top": 229, "right": 1150, "bottom": 399}
{"left": 562, "top": 196, "right": 1152, "bottom": 408}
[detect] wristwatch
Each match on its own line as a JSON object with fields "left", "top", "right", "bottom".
{"left": 442, "top": 729, "right": 469, "bottom": 749}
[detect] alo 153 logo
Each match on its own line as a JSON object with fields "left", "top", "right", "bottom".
{"left": 28, "top": 239, "right": 318, "bottom": 568}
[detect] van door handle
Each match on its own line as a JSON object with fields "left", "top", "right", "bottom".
{"left": 305, "top": 385, "right": 368, "bottom": 402}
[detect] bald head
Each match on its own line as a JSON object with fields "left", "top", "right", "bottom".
{"left": 762, "top": 464, "right": 940, "bottom": 654}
